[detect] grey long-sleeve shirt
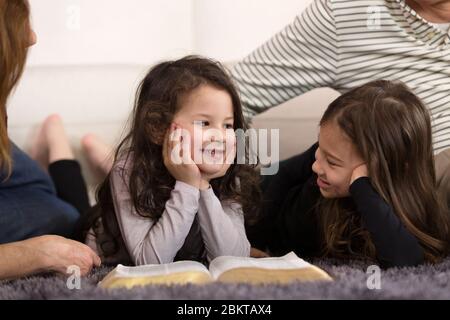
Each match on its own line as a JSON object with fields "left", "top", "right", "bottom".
{"left": 110, "top": 159, "right": 250, "bottom": 265}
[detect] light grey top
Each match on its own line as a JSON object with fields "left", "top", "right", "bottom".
{"left": 110, "top": 158, "right": 251, "bottom": 265}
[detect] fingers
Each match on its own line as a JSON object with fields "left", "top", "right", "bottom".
{"left": 171, "top": 125, "right": 183, "bottom": 165}
{"left": 163, "top": 123, "right": 175, "bottom": 165}
{"left": 164, "top": 123, "right": 181, "bottom": 165}
{"left": 89, "top": 249, "right": 102, "bottom": 267}
{"left": 180, "top": 131, "right": 193, "bottom": 165}
{"left": 250, "top": 247, "right": 270, "bottom": 258}
{"left": 355, "top": 162, "right": 367, "bottom": 169}
{"left": 78, "top": 251, "right": 100, "bottom": 276}
{"left": 74, "top": 242, "right": 102, "bottom": 274}
{"left": 79, "top": 243, "right": 102, "bottom": 267}
{"left": 168, "top": 124, "right": 192, "bottom": 165}
{"left": 162, "top": 126, "right": 170, "bottom": 164}
{"left": 164, "top": 123, "right": 200, "bottom": 175}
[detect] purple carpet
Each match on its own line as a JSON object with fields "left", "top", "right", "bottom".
{"left": 1, "top": 256, "right": 449, "bottom": 300}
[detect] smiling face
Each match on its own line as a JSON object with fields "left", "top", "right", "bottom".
{"left": 312, "top": 121, "right": 364, "bottom": 198}
{"left": 172, "top": 84, "right": 236, "bottom": 175}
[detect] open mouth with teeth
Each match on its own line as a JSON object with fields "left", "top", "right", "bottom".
{"left": 202, "top": 148, "right": 225, "bottom": 157}
{"left": 201, "top": 145, "right": 226, "bottom": 164}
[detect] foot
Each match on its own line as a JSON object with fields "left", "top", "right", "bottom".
{"left": 81, "top": 133, "right": 114, "bottom": 176}
{"left": 29, "top": 114, "right": 74, "bottom": 168}
{"left": 28, "top": 122, "right": 49, "bottom": 169}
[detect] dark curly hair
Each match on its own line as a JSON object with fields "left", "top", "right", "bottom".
{"left": 82, "top": 56, "right": 261, "bottom": 263}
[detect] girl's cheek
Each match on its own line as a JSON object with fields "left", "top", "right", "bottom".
{"left": 189, "top": 128, "right": 202, "bottom": 160}
{"left": 336, "top": 174, "right": 352, "bottom": 196}
{"left": 227, "top": 133, "right": 237, "bottom": 148}
{"left": 191, "top": 136, "right": 201, "bottom": 156}
{"left": 187, "top": 125, "right": 200, "bottom": 145}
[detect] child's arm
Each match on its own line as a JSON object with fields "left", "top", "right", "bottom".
{"left": 350, "top": 177, "right": 424, "bottom": 268}
{"left": 196, "top": 188, "right": 251, "bottom": 262}
{"left": 110, "top": 163, "right": 201, "bottom": 265}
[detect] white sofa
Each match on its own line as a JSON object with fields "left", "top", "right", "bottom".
{"left": 8, "top": 65, "right": 340, "bottom": 199}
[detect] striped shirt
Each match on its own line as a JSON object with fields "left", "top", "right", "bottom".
{"left": 231, "top": 0, "right": 450, "bottom": 153}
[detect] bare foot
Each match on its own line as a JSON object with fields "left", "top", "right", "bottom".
{"left": 28, "top": 124, "right": 49, "bottom": 169}
{"left": 29, "top": 114, "right": 74, "bottom": 168}
{"left": 81, "top": 133, "right": 114, "bottom": 176}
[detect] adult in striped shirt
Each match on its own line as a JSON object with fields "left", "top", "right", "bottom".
{"left": 231, "top": 0, "right": 450, "bottom": 154}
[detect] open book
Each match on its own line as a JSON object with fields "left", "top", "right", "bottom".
{"left": 99, "top": 252, "right": 333, "bottom": 289}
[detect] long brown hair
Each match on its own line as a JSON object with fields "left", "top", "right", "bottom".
{"left": 0, "top": 0, "right": 31, "bottom": 175}
{"left": 84, "top": 56, "right": 261, "bottom": 261}
{"left": 318, "top": 80, "right": 450, "bottom": 263}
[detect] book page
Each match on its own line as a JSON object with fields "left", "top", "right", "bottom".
{"left": 208, "top": 252, "right": 307, "bottom": 279}
{"left": 209, "top": 252, "right": 332, "bottom": 284}
{"left": 113, "top": 261, "right": 209, "bottom": 277}
{"left": 99, "top": 261, "right": 212, "bottom": 289}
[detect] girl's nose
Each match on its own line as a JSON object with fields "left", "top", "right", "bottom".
{"left": 312, "top": 160, "right": 322, "bottom": 175}
{"left": 312, "top": 149, "right": 324, "bottom": 176}
{"left": 207, "top": 129, "right": 226, "bottom": 143}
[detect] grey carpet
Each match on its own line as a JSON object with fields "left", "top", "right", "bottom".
{"left": 1, "top": 257, "right": 450, "bottom": 300}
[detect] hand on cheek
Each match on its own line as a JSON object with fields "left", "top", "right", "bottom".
{"left": 350, "top": 163, "right": 369, "bottom": 185}
{"left": 163, "top": 123, "right": 203, "bottom": 189}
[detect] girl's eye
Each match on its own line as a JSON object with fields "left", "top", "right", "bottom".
{"left": 224, "top": 124, "right": 234, "bottom": 129}
{"left": 195, "top": 121, "right": 209, "bottom": 127}
{"left": 327, "top": 159, "right": 337, "bottom": 167}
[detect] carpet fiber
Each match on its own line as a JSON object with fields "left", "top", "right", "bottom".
{"left": 1, "top": 257, "right": 450, "bottom": 300}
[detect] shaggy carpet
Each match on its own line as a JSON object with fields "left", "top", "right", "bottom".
{"left": 1, "top": 257, "right": 449, "bottom": 300}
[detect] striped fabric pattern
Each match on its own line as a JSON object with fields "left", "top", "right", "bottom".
{"left": 231, "top": 0, "right": 450, "bottom": 153}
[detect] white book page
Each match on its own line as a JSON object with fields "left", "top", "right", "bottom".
{"left": 209, "top": 252, "right": 312, "bottom": 280}
{"left": 113, "top": 261, "right": 209, "bottom": 278}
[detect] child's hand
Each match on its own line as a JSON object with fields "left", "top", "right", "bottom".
{"left": 250, "top": 247, "right": 271, "bottom": 258}
{"left": 163, "top": 124, "right": 202, "bottom": 189}
{"left": 350, "top": 163, "right": 368, "bottom": 185}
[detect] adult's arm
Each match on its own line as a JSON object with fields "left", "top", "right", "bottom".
{"left": 231, "top": 0, "right": 338, "bottom": 119}
{"left": 0, "top": 235, "right": 101, "bottom": 280}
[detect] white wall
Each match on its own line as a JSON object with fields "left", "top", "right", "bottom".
{"left": 27, "top": 0, "right": 195, "bottom": 66}
{"left": 193, "top": 0, "right": 313, "bottom": 62}
{"left": 27, "top": 0, "right": 313, "bottom": 66}
{"left": 10, "top": 0, "right": 316, "bottom": 189}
